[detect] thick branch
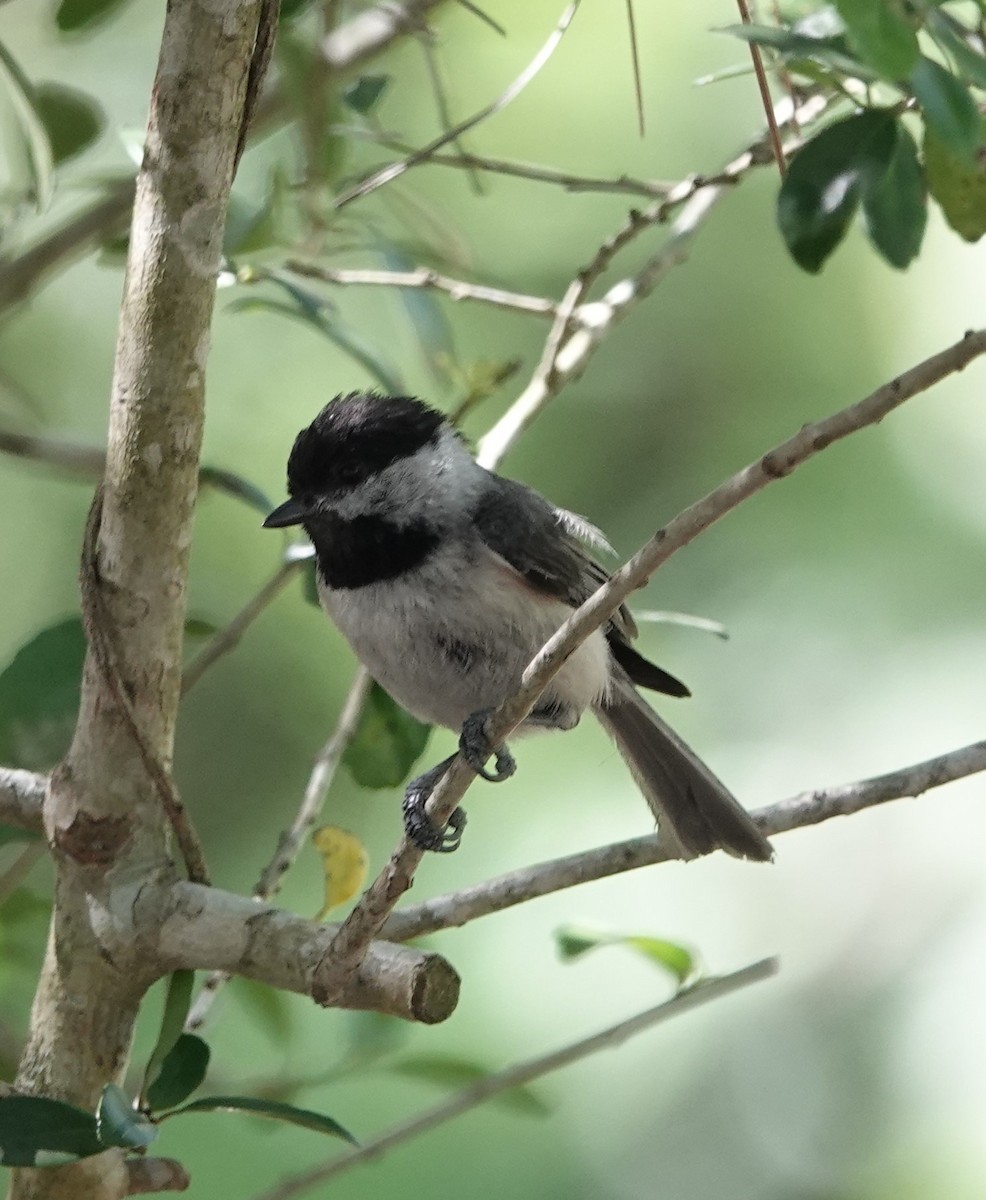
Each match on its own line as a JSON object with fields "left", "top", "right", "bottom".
{"left": 383, "top": 739, "right": 986, "bottom": 941}
{"left": 155, "top": 883, "right": 459, "bottom": 1025}
{"left": 0, "top": 768, "right": 45, "bottom": 836}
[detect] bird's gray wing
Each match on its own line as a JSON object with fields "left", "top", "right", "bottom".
{"left": 471, "top": 473, "right": 689, "bottom": 698}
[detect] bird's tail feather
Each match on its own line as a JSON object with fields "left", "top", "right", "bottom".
{"left": 594, "top": 682, "right": 772, "bottom": 862}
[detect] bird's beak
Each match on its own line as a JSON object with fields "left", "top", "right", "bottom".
{"left": 263, "top": 497, "right": 306, "bottom": 528}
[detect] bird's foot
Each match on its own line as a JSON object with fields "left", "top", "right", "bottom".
{"left": 402, "top": 757, "right": 467, "bottom": 853}
{"left": 459, "top": 709, "right": 516, "bottom": 783}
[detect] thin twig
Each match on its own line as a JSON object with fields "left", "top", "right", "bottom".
{"left": 185, "top": 668, "right": 375, "bottom": 1031}
{"left": 251, "top": 958, "right": 778, "bottom": 1199}
{"left": 736, "top": 0, "right": 786, "bottom": 175}
{"left": 182, "top": 559, "right": 303, "bottom": 695}
{"left": 0, "top": 843, "right": 47, "bottom": 907}
{"left": 625, "top": 0, "right": 645, "bottom": 137}
{"left": 419, "top": 30, "right": 483, "bottom": 194}
{"left": 383, "top": 739, "right": 986, "bottom": 941}
{"left": 477, "top": 92, "right": 829, "bottom": 467}
{"left": 421, "top": 150, "right": 674, "bottom": 196}
{"left": 335, "top": 0, "right": 582, "bottom": 207}
{"left": 284, "top": 261, "right": 557, "bottom": 317}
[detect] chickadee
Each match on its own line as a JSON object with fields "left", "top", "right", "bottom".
{"left": 264, "top": 392, "right": 772, "bottom": 862}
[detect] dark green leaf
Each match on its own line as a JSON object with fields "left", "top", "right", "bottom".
{"left": 280, "top": 0, "right": 317, "bottom": 20}
{"left": 343, "top": 682, "right": 431, "bottom": 789}
{"left": 34, "top": 84, "right": 105, "bottom": 165}
{"left": 0, "top": 1095, "right": 102, "bottom": 1167}
{"left": 862, "top": 121, "right": 927, "bottom": 267}
{"left": 55, "top": 0, "right": 133, "bottom": 33}
{"left": 163, "top": 1095, "right": 358, "bottom": 1145}
{"left": 184, "top": 617, "right": 218, "bottom": 640}
{"left": 910, "top": 55, "right": 982, "bottom": 164}
{"left": 555, "top": 924, "right": 699, "bottom": 986}
{"left": 95, "top": 1085, "right": 156, "bottom": 1151}
{"left": 0, "top": 618, "right": 86, "bottom": 770}
{"left": 341, "top": 1010, "right": 410, "bottom": 1068}
{"left": 720, "top": 22, "right": 877, "bottom": 81}
{"left": 834, "top": 0, "right": 919, "bottom": 79}
{"left": 343, "top": 76, "right": 390, "bottom": 115}
{"left": 140, "top": 970, "right": 194, "bottom": 1105}
{"left": 389, "top": 1055, "right": 549, "bottom": 1115}
{"left": 145, "top": 1035, "right": 210, "bottom": 1111}
{"left": 924, "top": 121, "right": 986, "bottom": 241}
{"left": 0, "top": 823, "right": 42, "bottom": 846}
{"left": 777, "top": 109, "right": 898, "bottom": 272}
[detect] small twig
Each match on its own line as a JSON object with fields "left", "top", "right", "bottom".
{"left": 625, "top": 0, "right": 645, "bottom": 137}
{"left": 182, "top": 559, "right": 303, "bottom": 695}
{"left": 335, "top": 0, "right": 582, "bottom": 207}
{"left": 736, "top": 0, "right": 786, "bottom": 175}
{"left": 0, "top": 843, "right": 47, "bottom": 907}
{"left": 419, "top": 30, "right": 483, "bottom": 194}
{"left": 284, "top": 261, "right": 557, "bottom": 317}
{"left": 477, "top": 92, "right": 829, "bottom": 467}
{"left": 383, "top": 739, "right": 986, "bottom": 941}
{"left": 377, "top": 145, "right": 675, "bottom": 196}
{"left": 80, "top": 487, "right": 211, "bottom": 886}
{"left": 185, "top": 668, "right": 374, "bottom": 1031}
{"left": 251, "top": 958, "right": 778, "bottom": 1199}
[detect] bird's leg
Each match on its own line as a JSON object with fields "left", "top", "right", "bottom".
{"left": 459, "top": 709, "right": 516, "bottom": 783}
{"left": 402, "top": 755, "right": 467, "bottom": 853}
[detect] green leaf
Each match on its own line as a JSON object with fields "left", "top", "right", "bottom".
{"left": 343, "top": 75, "right": 390, "bottom": 115}
{"left": 145, "top": 1035, "right": 211, "bottom": 1112}
{"left": 280, "top": 0, "right": 318, "bottom": 20}
{"left": 183, "top": 617, "right": 218, "bottom": 640}
{"left": 928, "top": 10, "right": 986, "bottom": 91}
{"left": 777, "top": 108, "right": 898, "bottom": 272}
{"left": 720, "top": 22, "right": 878, "bottom": 81}
{"left": 140, "top": 970, "right": 195, "bottom": 1106}
{"left": 0, "top": 823, "right": 42, "bottom": 846}
{"left": 910, "top": 55, "right": 982, "bottom": 164}
{"left": 555, "top": 924, "right": 699, "bottom": 986}
{"left": 0, "top": 1095, "right": 103, "bottom": 1167}
{"left": 95, "top": 1085, "right": 156, "bottom": 1151}
{"left": 342, "top": 682, "right": 431, "bottom": 789}
{"left": 301, "top": 558, "right": 320, "bottom": 608}
{"left": 389, "top": 1055, "right": 549, "bottom": 1115}
{"left": 0, "top": 39, "right": 55, "bottom": 211}
{"left": 924, "top": 120, "right": 986, "bottom": 241}
{"left": 162, "top": 1096, "right": 358, "bottom": 1145}
{"left": 55, "top": 0, "right": 133, "bottom": 33}
{"left": 0, "top": 618, "right": 86, "bottom": 771}
{"left": 834, "top": 0, "right": 919, "bottom": 79}
{"left": 33, "top": 84, "right": 105, "bottom": 165}
{"left": 862, "top": 121, "right": 927, "bottom": 267}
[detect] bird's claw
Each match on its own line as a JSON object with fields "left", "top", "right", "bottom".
{"left": 459, "top": 709, "right": 516, "bottom": 783}
{"left": 402, "top": 765, "right": 467, "bottom": 853}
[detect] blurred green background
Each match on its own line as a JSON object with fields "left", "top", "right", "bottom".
{"left": 2, "top": 1, "right": 986, "bottom": 1198}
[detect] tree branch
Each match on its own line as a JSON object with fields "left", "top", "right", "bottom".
{"left": 312, "top": 326, "right": 986, "bottom": 1006}
{"left": 0, "top": 768, "right": 46, "bottom": 836}
{"left": 383, "top": 739, "right": 986, "bottom": 941}
{"left": 335, "top": 0, "right": 583, "bottom": 207}
{"left": 252, "top": 958, "right": 778, "bottom": 1199}
{"left": 284, "top": 261, "right": 557, "bottom": 317}
{"left": 156, "top": 882, "right": 459, "bottom": 1025}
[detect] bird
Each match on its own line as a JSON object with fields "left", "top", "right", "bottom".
{"left": 264, "top": 391, "right": 773, "bottom": 862}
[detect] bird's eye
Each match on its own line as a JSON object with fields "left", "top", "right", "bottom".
{"left": 300, "top": 492, "right": 316, "bottom": 510}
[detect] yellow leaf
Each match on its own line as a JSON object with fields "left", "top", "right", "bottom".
{"left": 311, "top": 825, "right": 368, "bottom": 919}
